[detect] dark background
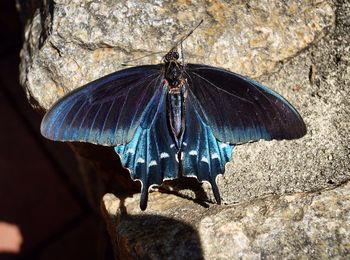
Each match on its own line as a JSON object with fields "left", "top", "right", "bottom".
{"left": 0, "top": 2, "right": 105, "bottom": 259}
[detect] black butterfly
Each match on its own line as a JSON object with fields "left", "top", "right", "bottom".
{"left": 41, "top": 31, "right": 306, "bottom": 210}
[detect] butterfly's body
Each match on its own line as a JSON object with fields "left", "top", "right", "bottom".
{"left": 167, "top": 88, "right": 185, "bottom": 142}
{"left": 41, "top": 49, "right": 306, "bottom": 210}
{"left": 164, "top": 51, "right": 187, "bottom": 144}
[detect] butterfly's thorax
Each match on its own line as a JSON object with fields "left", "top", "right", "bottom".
{"left": 164, "top": 54, "right": 187, "bottom": 144}
{"left": 164, "top": 60, "right": 183, "bottom": 86}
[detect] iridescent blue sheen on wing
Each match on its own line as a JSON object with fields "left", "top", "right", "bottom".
{"left": 181, "top": 97, "right": 234, "bottom": 203}
{"left": 115, "top": 84, "right": 235, "bottom": 207}
{"left": 115, "top": 85, "right": 179, "bottom": 210}
{"left": 40, "top": 55, "right": 307, "bottom": 211}
{"left": 186, "top": 64, "right": 306, "bottom": 144}
{"left": 40, "top": 65, "right": 162, "bottom": 145}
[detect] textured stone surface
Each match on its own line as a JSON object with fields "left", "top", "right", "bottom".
{"left": 218, "top": 0, "right": 350, "bottom": 204}
{"left": 18, "top": 0, "right": 350, "bottom": 258}
{"left": 102, "top": 193, "right": 205, "bottom": 259}
{"left": 20, "top": 0, "right": 334, "bottom": 109}
{"left": 102, "top": 181, "right": 350, "bottom": 259}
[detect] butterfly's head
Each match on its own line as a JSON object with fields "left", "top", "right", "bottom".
{"left": 163, "top": 51, "right": 179, "bottom": 63}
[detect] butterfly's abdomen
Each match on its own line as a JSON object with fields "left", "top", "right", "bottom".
{"left": 168, "top": 91, "right": 184, "bottom": 139}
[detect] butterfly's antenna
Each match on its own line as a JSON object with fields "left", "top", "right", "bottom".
{"left": 121, "top": 51, "right": 166, "bottom": 66}
{"left": 169, "top": 19, "right": 204, "bottom": 52}
{"left": 122, "top": 20, "right": 204, "bottom": 66}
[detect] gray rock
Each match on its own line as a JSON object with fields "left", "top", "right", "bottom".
{"left": 219, "top": 0, "right": 350, "bottom": 205}
{"left": 102, "top": 180, "right": 350, "bottom": 259}
{"left": 18, "top": 0, "right": 350, "bottom": 258}
{"left": 20, "top": 0, "right": 334, "bottom": 109}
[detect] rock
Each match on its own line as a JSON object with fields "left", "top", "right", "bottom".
{"left": 101, "top": 193, "right": 205, "bottom": 259}
{"left": 19, "top": 0, "right": 334, "bottom": 109}
{"left": 18, "top": 0, "right": 350, "bottom": 258}
{"left": 218, "top": 0, "right": 350, "bottom": 204}
{"left": 102, "top": 181, "right": 350, "bottom": 259}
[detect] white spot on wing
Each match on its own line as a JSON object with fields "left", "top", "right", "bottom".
{"left": 126, "top": 148, "right": 135, "bottom": 154}
{"left": 149, "top": 160, "right": 157, "bottom": 167}
{"left": 189, "top": 150, "right": 197, "bottom": 156}
{"left": 137, "top": 157, "right": 145, "bottom": 164}
{"left": 170, "top": 144, "right": 175, "bottom": 148}
{"left": 211, "top": 153, "right": 219, "bottom": 159}
{"left": 220, "top": 143, "right": 228, "bottom": 149}
{"left": 183, "top": 142, "right": 187, "bottom": 146}
{"left": 201, "top": 156, "right": 209, "bottom": 163}
{"left": 160, "top": 152, "right": 170, "bottom": 159}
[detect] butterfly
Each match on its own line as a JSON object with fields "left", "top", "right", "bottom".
{"left": 40, "top": 28, "right": 306, "bottom": 210}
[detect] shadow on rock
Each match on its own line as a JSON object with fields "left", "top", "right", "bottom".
{"left": 115, "top": 214, "right": 204, "bottom": 259}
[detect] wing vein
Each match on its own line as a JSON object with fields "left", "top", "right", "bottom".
{"left": 191, "top": 72, "right": 254, "bottom": 104}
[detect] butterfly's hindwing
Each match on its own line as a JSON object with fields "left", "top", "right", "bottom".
{"left": 181, "top": 96, "right": 235, "bottom": 203}
{"left": 114, "top": 85, "right": 179, "bottom": 210}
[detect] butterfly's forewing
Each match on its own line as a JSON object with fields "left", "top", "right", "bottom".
{"left": 186, "top": 64, "right": 306, "bottom": 144}
{"left": 41, "top": 65, "right": 161, "bottom": 145}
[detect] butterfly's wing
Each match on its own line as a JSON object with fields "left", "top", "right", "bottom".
{"left": 178, "top": 64, "right": 306, "bottom": 203}
{"left": 41, "top": 65, "right": 181, "bottom": 210}
{"left": 115, "top": 84, "right": 179, "bottom": 210}
{"left": 185, "top": 64, "right": 306, "bottom": 144}
{"left": 41, "top": 65, "right": 162, "bottom": 146}
{"left": 181, "top": 97, "right": 234, "bottom": 203}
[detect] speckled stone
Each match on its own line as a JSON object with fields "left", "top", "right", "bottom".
{"left": 102, "top": 181, "right": 350, "bottom": 259}
{"left": 18, "top": 0, "right": 350, "bottom": 258}
{"left": 217, "top": 0, "right": 350, "bottom": 205}
{"left": 19, "top": 0, "right": 334, "bottom": 109}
